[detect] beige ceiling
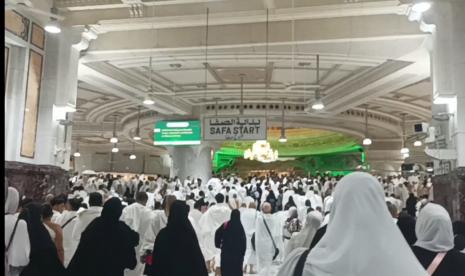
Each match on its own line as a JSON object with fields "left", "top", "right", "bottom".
{"left": 55, "top": 0, "right": 432, "bottom": 165}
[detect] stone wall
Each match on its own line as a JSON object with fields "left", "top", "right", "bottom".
{"left": 432, "top": 168, "right": 465, "bottom": 221}
{"left": 5, "top": 161, "right": 70, "bottom": 200}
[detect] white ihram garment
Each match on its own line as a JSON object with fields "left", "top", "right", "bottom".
{"left": 121, "top": 202, "right": 153, "bottom": 276}
{"left": 284, "top": 211, "right": 322, "bottom": 257}
{"left": 71, "top": 206, "right": 103, "bottom": 242}
{"left": 5, "top": 187, "right": 30, "bottom": 271}
{"left": 255, "top": 213, "right": 281, "bottom": 276}
{"left": 198, "top": 203, "right": 231, "bottom": 262}
{"left": 301, "top": 172, "right": 428, "bottom": 276}
{"left": 240, "top": 207, "right": 258, "bottom": 266}
{"left": 55, "top": 210, "right": 78, "bottom": 267}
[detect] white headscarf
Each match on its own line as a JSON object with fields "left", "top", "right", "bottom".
{"left": 303, "top": 172, "right": 428, "bottom": 276}
{"left": 5, "top": 187, "right": 19, "bottom": 214}
{"left": 285, "top": 211, "right": 322, "bottom": 257}
{"left": 415, "top": 203, "right": 454, "bottom": 252}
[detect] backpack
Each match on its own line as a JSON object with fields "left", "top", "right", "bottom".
{"left": 5, "top": 217, "right": 20, "bottom": 275}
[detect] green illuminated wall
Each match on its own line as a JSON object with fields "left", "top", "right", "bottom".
{"left": 212, "top": 128, "right": 366, "bottom": 174}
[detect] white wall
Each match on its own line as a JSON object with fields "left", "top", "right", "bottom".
{"left": 73, "top": 150, "right": 171, "bottom": 176}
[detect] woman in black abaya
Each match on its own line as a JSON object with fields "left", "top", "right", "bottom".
{"left": 147, "top": 200, "right": 208, "bottom": 276}
{"left": 215, "top": 209, "right": 247, "bottom": 276}
{"left": 67, "top": 197, "right": 139, "bottom": 276}
{"left": 20, "top": 203, "right": 65, "bottom": 276}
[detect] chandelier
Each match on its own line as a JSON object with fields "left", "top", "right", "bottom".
{"left": 243, "top": 140, "right": 279, "bottom": 163}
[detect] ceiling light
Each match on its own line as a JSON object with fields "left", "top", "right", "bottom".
{"left": 426, "top": 167, "right": 433, "bottom": 172}
{"left": 312, "top": 99, "right": 325, "bottom": 110}
{"left": 129, "top": 154, "right": 136, "bottom": 160}
{"left": 110, "top": 137, "right": 118, "bottom": 144}
{"left": 311, "top": 55, "right": 324, "bottom": 111}
{"left": 44, "top": 20, "right": 61, "bottom": 34}
{"left": 133, "top": 105, "right": 142, "bottom": 141}
{"left": 73, "top": 141, "right": 81, "bottom": 157}
{"left": 400, "top": 147, "right": 410, "bottom": 154}
{"left": 402, "top": 153, "right": 410, "bottom": 159}
{"left": 412, "top": 2, "right": 431, "bottom": 13}
{"left": 244, "top": 140, "right": 278, "bottom": 163}
{"left": 279, "top": 99, "right": 287, "bottom": 143}
{"left": 362, "top": 138, "right": 372, "bottom": 146}
{"left": 143, "top": 95, "right": 155, "bottom": 105}
{"left": 414, "top": 140, "right": 422, "bottom": 147}
{"left": 112, "top": 147, "right": 119, "bottom": 153}
{"left": 362, "top": 105, "right": 372, "bottom": 146}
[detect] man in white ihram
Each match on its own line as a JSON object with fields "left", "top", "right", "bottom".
{"left": 199, "top": 193, "right": 231, "bottom": 274}
{"left": 120, "top": 192, "right": 152, "bottom": 276}
{"left": 255, "top": 202, "right": 281, "bottom": 276}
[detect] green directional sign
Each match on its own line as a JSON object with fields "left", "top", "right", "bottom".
{"left": 153, "top": 120, "right": 201, "bottom": 146}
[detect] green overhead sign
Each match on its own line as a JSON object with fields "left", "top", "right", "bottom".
{"left": 153, "top": 120, "right": 201, "bottom": 146}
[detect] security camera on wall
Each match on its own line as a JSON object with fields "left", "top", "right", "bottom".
{"left": 414, "top": 123, "right": 429, "bottom": 134}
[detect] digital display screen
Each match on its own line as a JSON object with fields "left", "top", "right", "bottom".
{"left": 153, "top": 120, "right": 201, "bottom": 146}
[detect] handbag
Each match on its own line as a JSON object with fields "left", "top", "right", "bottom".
{"left": 140, "top": 249, "right": 153, "bottom": 265}
{"left": 262, "top": 217, "right": 280, "bottom": 260}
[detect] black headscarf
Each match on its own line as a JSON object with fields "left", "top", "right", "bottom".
{"left": 67, "top": 197, "right": 138, "bottom": 276}
{"left": 397, "top": 212, "right": 417, "bottom": 245}
{"left": 406, "top": 193, "right": 417, "bottom": 217}
{"left": 20, "top": 203, "right": 65, "bottom": 276}
{"left": 214, "top": 209, "right": 246, "bottom": 276}
{"left": 285, "top": 196, "right": 297, "bottom": 210}
{"left": 147, "top": 200, "right": 208, "bottom": 276}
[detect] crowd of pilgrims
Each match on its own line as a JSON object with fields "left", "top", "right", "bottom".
{"left": 5, "top": 171, "right": 465, "bottom": 276}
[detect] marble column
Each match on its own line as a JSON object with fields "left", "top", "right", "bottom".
{"left": 167, "top": 143, "right": 214, "bottom": 184}
{"left": 424, "top": 0, "right": 465, "bottom": 168}
{"left": 421, "top": 0, "right": 465, "bottom": 220}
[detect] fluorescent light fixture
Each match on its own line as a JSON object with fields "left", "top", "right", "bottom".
{"left": 400, "top": 147, "right": 410, "bottom": 154}
{"left": 426, "top": 167, "right": 434, "bottom": 172}
{"left": 414, "top": 140, "right": 422, "bottom": 147}
{"left": 133, "top": 136, "right": 141, "bottom": 141}
{"left": 73, "top": 152, "right": 81, "bottom": 157}
{"left": 167, "top": 122, "right": 189, "bottom": 128}
{"left": 279, "top": 137, "right": 287, "bottom": 143}
{"left": 129, "top": 154, "right": 136, "bottom": 160}
{"left": 44, "top": 20, "right": 61, "bottom": 34}
{"left": 111, "top": 147, "right": 119, "bottom": 153}
{"left": 362, "top": 138, "right": 372, "bottom": 146}
{"left": 312, "top": 99, "right": 325, "bottom": 110}
{"left": 143, "top": 95, "right": 155, "bottom": 105}
{"left": 110, "top": 137, "right": 118, "bottom": 144}
{"left": 433, "top": 95, "right": 457, "bottom": 105}
{"left": 402, "top": 153, "right": 410, "bottom": 159}
{"left": 412, "top": 2, "right": 431, "bottom": 13}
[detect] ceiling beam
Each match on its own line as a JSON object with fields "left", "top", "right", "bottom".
{"left": 203, "top": 62, "right": 226, "bottom": 88}
{"left": 64, "top": 2, "right": 410, "bottom": 33}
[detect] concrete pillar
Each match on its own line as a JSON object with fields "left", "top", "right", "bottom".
{"left": 168, "top": 143, "right": 213, "bottom": 184}
{"left": 424, "top": 0, "right": 465, "bottom": 168}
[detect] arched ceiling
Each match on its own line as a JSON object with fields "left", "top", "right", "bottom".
{"left": 66, "top": 0, "right": 432, "bottom": 162}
